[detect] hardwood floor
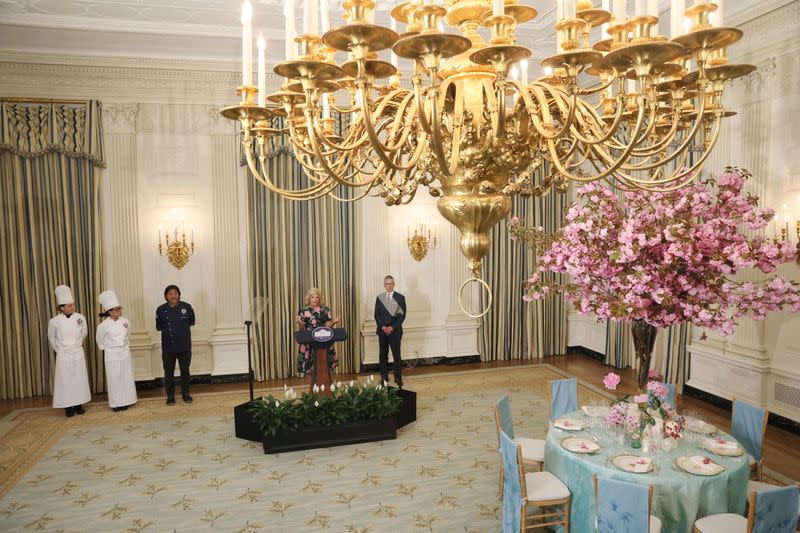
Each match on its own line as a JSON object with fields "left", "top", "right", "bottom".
{"left": 2, "top": 355, "right": 798, "bottom": 480}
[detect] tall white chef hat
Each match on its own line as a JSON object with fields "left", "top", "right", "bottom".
{"left": 98, "top": 290, "right": 120, "bottom": 311}
{"left": 55, "top": 285, "right": 74, "bottom": 306}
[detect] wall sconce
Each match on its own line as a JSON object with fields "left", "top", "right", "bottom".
{"left": 158, "top": 219, "right": 196, "bottom": 270}
{"left": 407, "top": 223, "right": 439, "bottom": 262}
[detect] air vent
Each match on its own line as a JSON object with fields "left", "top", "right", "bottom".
{"left": 774, "top": 382, "right": 800, "bottom": 409}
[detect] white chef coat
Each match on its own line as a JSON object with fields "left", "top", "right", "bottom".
{"left": 96, "top": 316, "right": 137, "bottom": 408}
{"left": 47, "top": 313, "right": 92, "bottom": 408}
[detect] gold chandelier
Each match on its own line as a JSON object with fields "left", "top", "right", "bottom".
{"left": 222, "top": 0, "right": 754, "bottom": 317}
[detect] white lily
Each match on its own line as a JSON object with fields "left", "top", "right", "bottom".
{"left": 320, "top": 384, "right": 325, "bottom": 391}
{"left": 313, "top": 384, "right": 319, "bottom": 393}
{"left": 274, "top": 400, "right": 280, "bottom": 408}
{"left": 337, "top": 381, "right": 342, "bottom": 388}
{"left": 349, "top": 380, "right": 355, "bottom": 387}
{"left": 314, "top": 401, "right": 319, "bottom": 407}
{"left": 330, "top": 384, "right": 336, "bottom": 392}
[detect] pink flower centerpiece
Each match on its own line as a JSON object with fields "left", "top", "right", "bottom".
{"left": 602, "top": 372, "right": 685, "bottom": 448}
{"left": 512, "top": 168, "right": 800, "bottom": 389}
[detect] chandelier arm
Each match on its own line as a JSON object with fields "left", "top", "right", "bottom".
{"left": 575, "top": 70, "right": 619, "bottom": 96}
{"left": 549, "top": 99, "right": 649, "bottom": 183}
{"left": 526, "top": 84, "right": 579, "bottom": 141}
{"left": 561, "top": 97, "right": 627, "bottom": 146}
{"left": 620, "top": 90, "right": 711, "bottom": 172}
{"left": 413, "top": 75, "right": 433, "bottom": 135}
{"left": 427, "top": 83, "right": 453, "bottom": 179}
{"left": 625, "top": 112, "right": 683, "bottom": 159}
{"left": 626, "top": 116, "right": 720, "bottom": 185}
{"left": 375, "top": 90, "right": 422, "bottom": 154}
{"left": 355, "top": 80, "right": 410, "bottom": 171}
{"left": 244, "top": 136, "right": 333, "bottom": 199}
{"left": 448, "top": 80, "right": 465, "bottom": 175}
{"left": 490, "top": 77, "right": 506, "bottom": 142}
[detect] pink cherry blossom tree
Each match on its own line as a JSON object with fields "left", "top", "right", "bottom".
{"left": 511, "top": 168, "right": 800, "bottom": 390}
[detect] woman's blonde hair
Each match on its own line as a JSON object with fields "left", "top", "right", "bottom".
{"left": 304, "top": 287, "right": 324, "bottom": 307}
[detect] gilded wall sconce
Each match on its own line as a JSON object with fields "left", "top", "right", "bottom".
{"left": 407, "top": 223, "right": 438, "bottom": 262}
{"left": 158, "top": 220, "right": 196, "bottom": 270}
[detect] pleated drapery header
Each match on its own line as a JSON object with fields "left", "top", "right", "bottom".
{"left": 0, "top": 100, "right": 105, "bottom": 167}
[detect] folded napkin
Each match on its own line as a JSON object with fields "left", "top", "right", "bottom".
{"left": 688, "top": 455, "right": 722, "bottom": 473}
{"left": 582, "top": 405, "right": 611, "bottom": 417}
{"left": 705, "top": 437, "right": 739, "bottom": 452}
{"left": 568, "top": 439, "right": 599, "bottom": 453}
{"left": 554, "top": 418, "right": 583, "bottom": 431}
{"left": 685, "top": 418, "right": 713, "bottom": 433}
{"left": 630, "top": 457, "right": 652, "bottom": 473}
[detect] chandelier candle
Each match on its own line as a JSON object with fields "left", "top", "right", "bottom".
{"left": 221, "top": 0, "right": 756, "bottom": 317}
{"left": 285, "top": 1, "right": 295, "bottom": 61}
{"left": 671, "top": 0, "right": 685, "bottom": 39}
{"left": 241, "top": 0, "right": 253, "bottom": 87}
{"left": 257, "top": 34, "right": 266, "bottom": 107}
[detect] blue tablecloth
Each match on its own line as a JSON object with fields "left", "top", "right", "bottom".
{"left": 544, "top": 410, "right": 749, "bottom": 533}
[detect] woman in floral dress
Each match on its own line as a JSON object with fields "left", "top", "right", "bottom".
{"left": 295, "top": 288, "right": 341, "bottom": 376}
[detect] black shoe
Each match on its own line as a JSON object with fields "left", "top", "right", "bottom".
{"left": 121, "top": 405, "right": 128, "bottom": 411}
{"left": 396, "top": 377, "right": 404, "bottom": 389}
{"left": 112, "top": 407, "right": 121, "bottom": 412}
{"left": 182, "top": 394, "right": 193, "bottom": 404}
{"left": 65, "top": 407, "right": 75, "bottom": 417}
{"left": 380, "top": 376, "right": 389, "bottom": 385}
{"left": 166, "top": 397, "right": 176, "bottom": 406}
{"left": 74, "top": 405, "right": 86, "bottom": 415}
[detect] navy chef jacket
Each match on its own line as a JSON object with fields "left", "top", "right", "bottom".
{"left": 155, "top": 301, "right": 195, "bottom": 353}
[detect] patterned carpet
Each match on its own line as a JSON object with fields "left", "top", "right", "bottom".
{"left": 1, "top": 365, "right": 613, "bottom": 532}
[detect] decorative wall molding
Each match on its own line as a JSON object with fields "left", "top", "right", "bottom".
{"left": 103, "top": 103, "right": 139, "bottom": 134}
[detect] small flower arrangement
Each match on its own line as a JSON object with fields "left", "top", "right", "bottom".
{"left": 602, "top": 372, "right": 685, "bottom": 445}
{"left": 250, "top": 376, "right": 402, "bottom": 437}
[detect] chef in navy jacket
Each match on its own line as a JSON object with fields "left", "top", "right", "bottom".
{"left": 155, "top": 284, "right": 195, "bottom": 405}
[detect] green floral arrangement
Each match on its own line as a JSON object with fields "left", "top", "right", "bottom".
{"left": 250, "top": 376, "right": 403, "bottom": 437}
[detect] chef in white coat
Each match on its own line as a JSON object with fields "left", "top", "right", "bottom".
{"left": 47, "top": 285, "right": 92, "bottom": 417}
{"left": 96, "top": 290, "right": 138, "bottom": 412}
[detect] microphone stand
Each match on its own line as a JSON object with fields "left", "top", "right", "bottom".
{"left": 245, "top": 320, "right": 253, "bottom": 402}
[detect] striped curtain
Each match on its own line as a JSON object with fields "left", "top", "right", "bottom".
{"left": 480, "top": 166, "right": 568, "bottom": 361}
{"left": 245, "top": 115, "right": 360, "bottom": 381}
{"left": 0, "top": 100, "right": 105, "bottom": 399}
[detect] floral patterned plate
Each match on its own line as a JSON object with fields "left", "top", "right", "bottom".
{"left": 675, "top": 455, "right": 725, "bottom": 476}
{"left": 684, "top": 417, "right": 717, "bottom": 435}
{"left": 701, "top": 437, "right": 745, "bottom": 457}
{"left": 611, "top": 454, "right": 655, "bottom": 474}
{"left": 561, "top": 437, "right": 599, "bottom": 454}
{"left": 553, "top": 418, "right": 583, "bottom": 431}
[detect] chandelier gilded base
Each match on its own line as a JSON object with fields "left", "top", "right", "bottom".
{"left": 223, "top": 0, "right": 755, "bottom": 317}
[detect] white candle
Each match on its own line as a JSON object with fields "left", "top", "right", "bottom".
{"left": 601, "top": 0, "right": 610, "bottom": 36}
{"left": 613, "top": 0, "right": 626, "bottom": 22}
{"left": 521, "top": 59, "right": 528, "bottom": 85}
{"left": 557, "top": 0, "right": 564, "bottom": 21}
{"left": 303, "top": 0, "right": 318, "bottom": 35}
{"left": 257, "top": 33, "right": 266, "bottom": 107}
{"left": 671, "top": 0, "right": 685, "bottom": 39}
{"left": 648, "top": 0, "right": 658, "bottom": 34}
{"left": 493, "top": 0, "right": 504, "bottom": 17}
{"left": 565, "top": 0, "right": 576, "bottom": 19}
{"left": 710, "top": 0, "right": 724, "bottom": 26}
{"left": 635, "top": 0, "right": 646, "bottom": 16}
{"left": 320, "top": 0, "right": 329, "bottom": 33}
{"left": 285, "top": 1, "right": 295, "bottom": 60}
{"left": 322, "top": 94, "right": 330, "bottom": 119}
{"left": 390, "top": 15, "right": 398, "bottom": 67}
{"left": 241, "top": 0, "right": 253, "bottom": 86}
{"left": 627, "top": 79, "right": 636, "bottom": 93}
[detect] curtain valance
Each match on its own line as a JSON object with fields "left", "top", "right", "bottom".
{"left": 0, "top": 100, "right": 105, "bottom": 167}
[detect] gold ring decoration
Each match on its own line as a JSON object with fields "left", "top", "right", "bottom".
{"left": 459, "top": 277, "right": 492, "bottom": 319}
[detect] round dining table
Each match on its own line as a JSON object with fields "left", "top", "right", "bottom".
{"left": 543, "top": 409, "right": 749, "bottom": 533}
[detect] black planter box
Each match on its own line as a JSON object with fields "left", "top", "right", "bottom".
{"left": 234, "top": 401, "right": 263, "bottom": 443}
{"left": 262, "top": 416, "right": 397, "bottom": 453}
{"left": 394, "top": 387, "right": 417, "bottom": 429}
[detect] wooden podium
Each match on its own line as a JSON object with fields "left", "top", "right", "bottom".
{"left": 294, "top": 327, "right": 347, "bottom": 398}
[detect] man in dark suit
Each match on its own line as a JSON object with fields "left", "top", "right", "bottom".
{"left": 374, "top": 275, "right": 406, "bottom": 387}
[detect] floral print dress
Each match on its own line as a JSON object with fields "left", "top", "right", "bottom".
{"left": 296, "top": 305, "right": 338, "bottom": 376}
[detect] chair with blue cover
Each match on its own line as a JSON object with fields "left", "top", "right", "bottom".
{"left": 730, "top": 398, "right": 769, "bottom": 481}
{"left": 494, "top": 395, "right": 545, "bottom": 498}
{"left": 499, "top": 430, "right": 570, "bottom": 532}
{"left": 693, "top": 484, "right": 799, "bottom": 533}
{"left": 660, "top": 382, "right": 676, "bottom": 409}
{"left": 548, "top": 377, "right": 578, "bottom": 421}
{"left": 593, "top": 474, "right": 662, "bottom": 533}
